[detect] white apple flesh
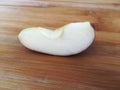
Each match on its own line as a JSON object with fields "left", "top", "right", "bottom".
{"left": 18, "top": 22, "right": 95, "bottom": 56}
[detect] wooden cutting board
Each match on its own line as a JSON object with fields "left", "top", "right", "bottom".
{"left": 0, "top": 0, "right": 120, "bottom": 90}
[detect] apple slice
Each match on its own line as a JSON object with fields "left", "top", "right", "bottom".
{"left": 18, "top": 22, "right": 95, "bottom": 56}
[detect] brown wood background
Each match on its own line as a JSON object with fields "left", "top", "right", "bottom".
{"left": 0, "top": 0, "right": 120, "bottom": 90}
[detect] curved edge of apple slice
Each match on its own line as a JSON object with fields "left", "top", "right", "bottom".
{"left": 40, "top": 27, "right": 65, "bottom": 40}
{"left": 60, "top": 21, "right": 95, "bottom": 55}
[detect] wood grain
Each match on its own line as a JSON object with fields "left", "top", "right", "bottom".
{"left": 0, "top": 0, "right": 120, "bottom": 90}
{"left": 0, "top": 0, "right": 120, "bottom": 10}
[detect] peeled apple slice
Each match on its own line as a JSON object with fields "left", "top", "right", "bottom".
{"left": 18, "top": 22, "right": 95, "bottom": 56}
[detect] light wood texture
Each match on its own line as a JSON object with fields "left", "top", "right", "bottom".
{"left": 0, "top": 0, "right": 120, "bottom": 90}
{"left": 0, "top": 0, "right": 120, "bottom": 10}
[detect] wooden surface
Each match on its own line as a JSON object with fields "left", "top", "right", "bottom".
{"left": 0, "top": 0, "right": 120, "bottom": 90}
